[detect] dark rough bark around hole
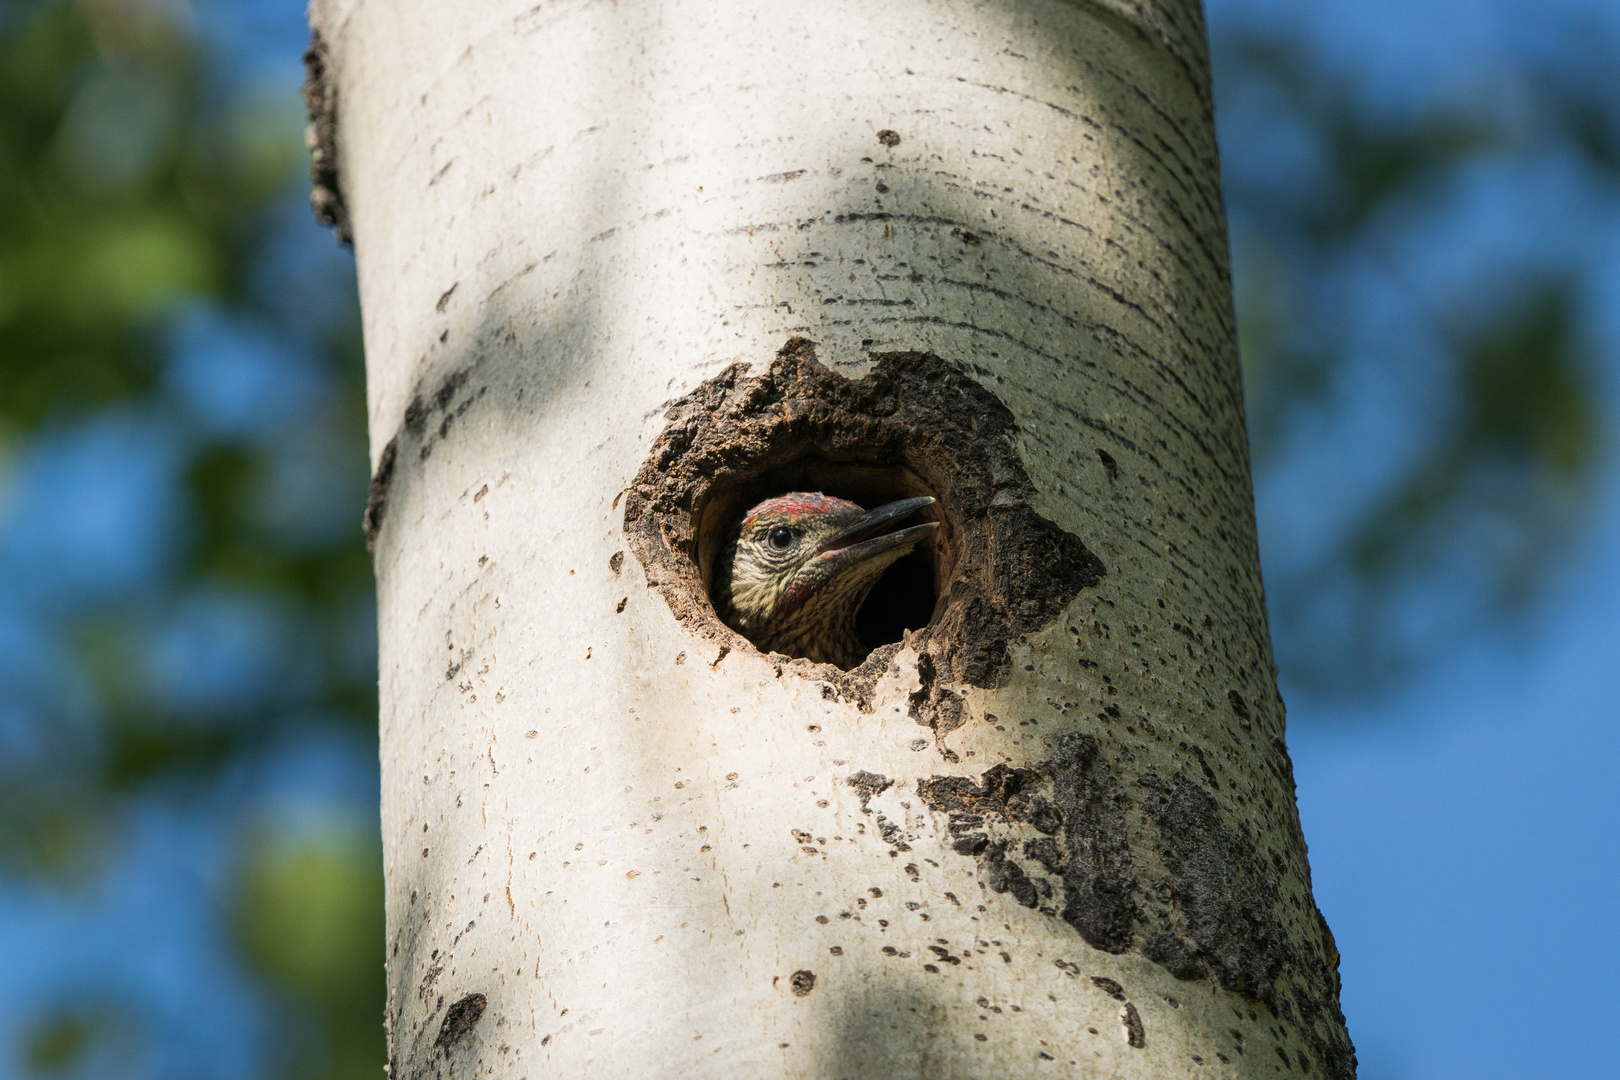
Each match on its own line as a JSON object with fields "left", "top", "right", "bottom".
{"left": 622, "top": 338, "right": 1103, "bottom": 690}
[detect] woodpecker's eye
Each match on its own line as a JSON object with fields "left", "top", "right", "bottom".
{"left": 767, "top": 527, "right": 795, "bottom": 551}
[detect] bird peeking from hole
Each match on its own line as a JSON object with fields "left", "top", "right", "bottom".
{"left": 714, "top": 492, "right": 939, "bottom": 669}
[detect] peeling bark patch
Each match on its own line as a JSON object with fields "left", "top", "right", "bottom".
{"left": 1090, "top": 976, "right": 1125, "bottom": 1001}
{"left": 1138, "top": 771, "right": 1287, "bottom": 1003}
{"left": 1121, "top": 1001, "right": 1146, "bottom": 1048}
{"left": 402, "top": 367, "right": 484, "bottom": 463}
{"left": 919, "top": 728, "right": 1337, "bottom": 1038}
{"left": 845, "top": 771, "right": 892, "bottom": 812}
{"left": 907, "top": 651, "right": 967, "bottom": 749}
{"left": 300, "top": 30, "right": 350, "bottom": 244}
{"left": 622, "top": 338, "right": 1103, "bottom": 689}
{"left": 433, "top": 993, "right": 487, "bottom": 1052}
{"left": 363, "top": 436, "right": 398, "bottom": 553}
{"left": 828, "top": 643, "right": 902, "bottom": 714}
{"left": 1048, "top": 733, "right": 1139, "bottom": 953}
{"left": 919, "top": 732, "right": 1137, "bottom": 952}
{"left": 983, "top": 842, "right": 1038, "bottom": 908}
{"left": 1288, "top": 935, "right": 1359, "bottom": 1080}
{"left": 845, "top": 771, "right": 910, "bottom": 851}
{"left": 362, "top": 358, "right": 495, "bottom": 570}
{"left": 875, "top": 816, "right": 911, "bottom": 852}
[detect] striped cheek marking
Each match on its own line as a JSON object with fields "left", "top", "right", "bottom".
{"left": 742, "top": 492, "right": 862, "bottom": 529}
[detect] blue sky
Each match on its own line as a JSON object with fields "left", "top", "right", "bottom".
{"left": 1208, "top": 0, "right": 1620, "bottom": 1076}
{"left": 1290, "top": 466, "right": 1620, "bottom": 1079}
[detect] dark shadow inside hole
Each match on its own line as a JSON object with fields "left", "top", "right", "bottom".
{"left": 857, "top": 548, "right": 936, "bottom": 652}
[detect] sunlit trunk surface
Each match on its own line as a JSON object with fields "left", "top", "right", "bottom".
{"left": 306, "top": 0, "right": 1356, "bottom": 1075}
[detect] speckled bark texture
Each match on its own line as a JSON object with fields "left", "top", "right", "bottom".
{"left": 308, "top": 0, "right": 1355, "bottom": 1075}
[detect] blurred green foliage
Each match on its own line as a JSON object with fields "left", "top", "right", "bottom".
{"left": 1, "top": 0, "right": 380, "bottom": 1075}
{"left": 23, "top": 1013, "right": 94, "bottom": 1074}
{"left": 1223, "top": 31, "right": 1613, "bottom": 689}
{"left": 1230, "top": 41, "right": 1501, "bottom": 246}
{"left": 0, "top": 0, "right": 294, "bottom": 425}
{"left": 236, "top": 822, "right": 386, "bottom": 1080}
{"left": 0, "top": 0, "right": 372, "bottom": 817}
{"left": 1350, "top": 281, "right": 1596, "bottom": 582}
{"left": 21, "top": 1002, "right": 142, "bottom": 1077}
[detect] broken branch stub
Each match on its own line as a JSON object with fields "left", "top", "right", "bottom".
{"left": 623, "top": 337, "right": 1104, "bottom": 687}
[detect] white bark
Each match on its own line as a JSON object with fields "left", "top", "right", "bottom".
{"left": 308, "top": 0, "right": 1354, "bottom": 1076}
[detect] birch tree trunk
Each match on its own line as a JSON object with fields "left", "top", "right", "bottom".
{"left": 305, "top": 0, "right": 1356, "bottom": 1076}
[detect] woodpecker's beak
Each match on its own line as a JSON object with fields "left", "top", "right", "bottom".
{"left": 814, "top": 496, "right": 939, "bottom": 574}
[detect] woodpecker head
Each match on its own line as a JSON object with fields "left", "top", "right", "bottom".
{"left": 714, "top": 492, "right": 939, "bottom": 669}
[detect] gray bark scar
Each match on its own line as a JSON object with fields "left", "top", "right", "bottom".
{"left": 919, "top": 729, "right": 1356, "bottom": 1079}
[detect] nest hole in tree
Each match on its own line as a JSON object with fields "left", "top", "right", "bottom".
{"left": 695, "top": 457, "right": 954, "bottom": 662}
{"left": 622, "top": 339, "right": 1105, "bottom": 689}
